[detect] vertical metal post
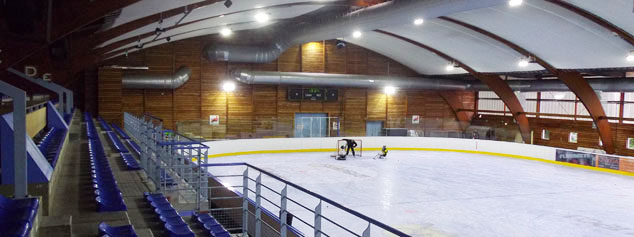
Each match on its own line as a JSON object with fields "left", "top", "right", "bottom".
{"left": 242, "top": 168, "right": 249, "bottom": 236}
{"left": 314, "top": 201, "right": 322, "bottom": 237}
{"left": 13, "top": 91, "right": 27, "bottom": 198}
{"left": 362, "top": 223, "right": 371, "bottom": 237}
{"left": 280, "top": 185, "right": 288, "bottom": 237}
{"left": 255, "top": 173, "right": 262, "bottom": 237}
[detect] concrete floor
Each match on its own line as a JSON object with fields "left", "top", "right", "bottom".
{"left": 206, "top": 151, "right": 634, "bottom": 237}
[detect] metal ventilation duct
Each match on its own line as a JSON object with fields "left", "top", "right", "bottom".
{"left": 122, "top": 66, "right": 191, "bottom": 89}
{"left": 205, "top": 0, "right": 507, "bottom": 63}
{"left": 233, "top": 70, "right": 634, "bottom": 92}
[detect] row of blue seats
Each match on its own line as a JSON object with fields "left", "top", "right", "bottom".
{"left": 99, "top": 117, "right": 112, "bottom": 132}
{"left": 35, "top": 127, "right": 65, "bottom": 165}
{"left": 193, "top": 213, "right": 231, "bottom": 237}
{"left": 98, "top": 222, "right": 137, "bottom": 237}
{"left": 0, "top": 194, "right": 39, "bottom": 236}
{"left": 144, "top": 192, "right": 195, "bottom": 237}
{"left": 110, "top": 123, "right": 141, "bottom": 156}
{"left": 112, "top": 124, "right": 130, "bottom": 140}
{"left": 120, "top": 153, "right": 141, "bottom": 170}
{"left": 85, "top": 113, "right": 127, "bottom": 212}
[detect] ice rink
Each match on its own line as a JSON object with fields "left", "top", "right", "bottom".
{"left": 206, "top": 150, "right": 634, "bottom": 236}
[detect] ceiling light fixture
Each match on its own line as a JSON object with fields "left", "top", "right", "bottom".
{"left": 352, "top": 30, "right": 362, "bottom": 38}
{"left": 518, "top": 58, "right": 529, "bottom": 67}
{"left": 446, "top": 62, "right": 458, "bottom": 71}
{"left": 627, "top": 50, "right": 634, "bottom": 62}
{"left": 254, "top": 12, "right": 270, "bottom": 23}
{"left": 384, "top": 86, "right": 396, "bottom": 95}
{"left": 223, "top": 81, "right": 236, "bottom": 92}
{"left": 224, "top": 0, "right": 232, "bottom": 8}
{"left": 220, "top": 28, "right": 233, "bottom": 37}
{"left": 413, "top": 18, "right": 424, "bottom": 26}
{"left": 508, "top": 0, "right": 523, "bottom": 7}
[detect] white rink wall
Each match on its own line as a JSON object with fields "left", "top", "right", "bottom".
{"left": 203, "top": 137, "right": 557, "bottom": 161}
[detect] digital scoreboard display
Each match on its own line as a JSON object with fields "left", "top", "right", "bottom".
{"left": 288, "top": 88, "right": 337, "bottom": 102}
{"left": 303, "top": 88, "right": 325, "bottom": 101}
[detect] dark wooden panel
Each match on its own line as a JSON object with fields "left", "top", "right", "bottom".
{"left": 301, "top": 42, "right": 325, "bottom": 73}
{"left": 325, "top": 40, "right": 346, "bottom": 74}
{"left": 98, "top": 68, "right": 123, "bottom": 125}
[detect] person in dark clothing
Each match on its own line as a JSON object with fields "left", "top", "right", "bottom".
{"left": 342, "top": 139, "right": 358, "bottom": 157}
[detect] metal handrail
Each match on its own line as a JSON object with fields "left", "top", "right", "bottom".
{"left": 203, "top": 162, "right": 410, "bottom": 237}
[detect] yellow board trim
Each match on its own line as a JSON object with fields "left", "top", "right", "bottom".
{"left": 204, "top": 147, "right": 634, "bottom": 177}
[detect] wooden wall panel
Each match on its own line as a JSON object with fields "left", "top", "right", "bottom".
{"left": 97, "top": 68, "right": 122, "bottom": 125}
{"left": 301, "top": 42, "right": 325, "bottom": 73}
{"left": 343, "top": 88, "right": 367, "bottom": 136}
{"left": 366, "top": 90, "right": 386, "bottom": 121}
{"left": 278, "top": 46, "right": 301, "bottom": 72}
{"left": 98, "top": 38, "right": 465, "bottom": 141}
{"left": 122, "top": 89, "right": 144, "bottom": 117}
{"left": 325, "top": 40, "right": 346, "bottom": 74}
{"left": 346, "top": 44, "right": 368, "bottom": 74}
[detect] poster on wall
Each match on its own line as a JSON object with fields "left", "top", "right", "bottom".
{"left": 555, "top": 149, "right": 595, "bottom": 167}
{"left": 597, "top": 155, "right": 620, "bottom": 170}
{"left": 209, "top": 115, "right": 220, "bottom": 125}
{"left": 412, "top": 115, "right": 420, "bottom": 124}
{"left": 568, "top": 132, "right": 578, "bottom": 143}
{"left": 628, "top": 138, "right": 634, "bottom": 150}
{"left": 332, "top": 121, "right": 339, "bottom": 130}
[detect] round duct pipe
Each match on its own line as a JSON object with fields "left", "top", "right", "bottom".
{"left": 233, "top": 70, "right": 634, "bottom": 92}
{"left": 122, "top": 66, "right": 192, "bottom": 89}
{"left": 205, "top": 0, "right": 507, "bottom": 63}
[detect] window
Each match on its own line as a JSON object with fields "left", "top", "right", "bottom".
{"left": 540, "top": 92, "right": 576, "bottom": 120}
{"left": 541, "top": 129, "right": 550, "bottom": 140}
{"left": 628, "top": 138, "right": 634, "bottom": 150}
{"left": 478, "top": 91, "right": 507, "bottom": 116}
{"left": 625, "top": 93, "right": 634, "bottom": 124}
{"left": 569, "top": 132, "right": 578, "bottom": 143}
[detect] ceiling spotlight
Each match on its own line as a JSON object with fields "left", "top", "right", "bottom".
{"left": 518, "top": 58, "right": 529, "bottom": 67}
{"left": 446, "top": 62, "right": 458, "bottom": 71}
{"left": 414, "top": 18, "right": 424, "bottom": 26}
{"left": 336, "top": 40, "right": 346, "bottom": 49}
{"left": 384, "top": 86, "right": 396, "bottom": 95}
{"left": 254, "top": 12, "right": 270, "bottom": 23}
{"left": 224, "top": 0, "right": 232, "bottom": 8}
{"left": 220, "top": 28, "right": 233, "bottom": 37}
{"left": 166, "top": 37, "right": 171, "bottom": 42}
{"left": 223, "top": 81, "right": 236, "bottom": 92}
{"left": 352, "top": 30, "right": 362, "bottom": 38}
{"left": 508, "top": 0, "right": 523, "bottom": 7}
{"left": 627, "top": 50, "right": 634, "bottom": 62}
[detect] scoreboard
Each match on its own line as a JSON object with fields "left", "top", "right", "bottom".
{"left": 288, "top": 88, "right": 338, "bottom": 102}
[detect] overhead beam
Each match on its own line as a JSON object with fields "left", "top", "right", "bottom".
{"left": 439, "top": 91, "right": 474, "bottom": 130}
{"left": 375, "top": 29, "right": 531, "bottom": 141}
{"left": 439, "top": 17, "right": 616, "bottom": 153}
{"left": 545, "top": 0, "right": 634, "bottom": 47}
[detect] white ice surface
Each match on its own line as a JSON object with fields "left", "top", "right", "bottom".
{"left": 206, "top": 151, "right": 634, "bottom": 237}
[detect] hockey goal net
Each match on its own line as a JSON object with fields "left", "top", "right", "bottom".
{"left": 337, "top": 139, "right": 363, "bottom": 157}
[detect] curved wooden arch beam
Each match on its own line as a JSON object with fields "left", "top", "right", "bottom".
{"left": 545, "top": 0, "right": 634, "bottom": 47}
{"left": 439, "top": 16, "right": 615, "bottom": 153}
{"left": 439, "top": 91, "right": 474, "bottom": 131}
{"left": 374, "top": 30, "right": 531, "bottom": 141}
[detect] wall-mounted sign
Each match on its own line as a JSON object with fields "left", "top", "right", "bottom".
{"left": 541, "top": 129, "right": 550, "bottom": 140}
{"left": 209, "top": 115, "right": 220, "bottom": 125}
{"left": 569, "top": 132, "right": 578, "bottom": 143}
{"left": 24, "top": 66, "right": 52, "bottom": 81}
{"left": 287, "top": 88, "right": 338, "bottom": 102}
{"left": 628, "top": 138, "right": 634, "bottom": 150}
{"left": 332, "top": 121, "right": 339, "bottom": 130}
{"left": 412, "top": 115, "right": 420, "bottom": 124}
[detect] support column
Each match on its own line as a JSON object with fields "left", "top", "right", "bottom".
{"left": 439, "top": 91, "right": 473, "bottom": 131}
{"left": 0, "top": 80, "right": 28, "bottom": 198}
{"left": 557, "top": 71, "right": 615, "bottom": 154}
{"left": 474, "top": 73, "right": 531, "bottom": 142}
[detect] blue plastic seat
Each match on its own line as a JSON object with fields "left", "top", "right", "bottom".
{"left": 0, "top": 195, "right": 39, "bottom": 211}
{"left": 0, "top": 221, "right": 30, "bottom": 237}
{"left": 165, "top": 223, "right": 195, "bottom": 237}
{"left": 98, "top": 222, "right": 137, "bottom": 237}
{"left": 203, "top": 222, "right": 223, "bottom": 232}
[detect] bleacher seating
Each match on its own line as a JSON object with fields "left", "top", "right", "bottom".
{"left": 194, "top": 213, "right": 231, "bottom": 237}
{"left": 98, "top": 117, "right": 112, "bottom": 132}
{"left": 98, "top": 222, "right": 137, "bottom": 237}
{"left": 0, "top": 194, "right": 39, "bottom": 236}
{"left": 120, "top": 153, "right": 141, "bottom": 170}
{"left": 111, "top": 124, "right": 130, "bottom": 140}
{"left": 85, "top": 113, "right": 127, "bottom": 212}
{"left": 107, "top": 132, "right": 129, "bottom": 153}
{"left": 144, "top": 192, "right": 195, "bottom": 237}
{"left": 34, "top": 126, "right": 66, "bottom": 166}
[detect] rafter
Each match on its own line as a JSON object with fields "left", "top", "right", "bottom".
{"left": 374, "top": 29, "right": 531, "bottom": 141}
{"left": 439, "top": 17, "right": 616, "bottom": 153}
